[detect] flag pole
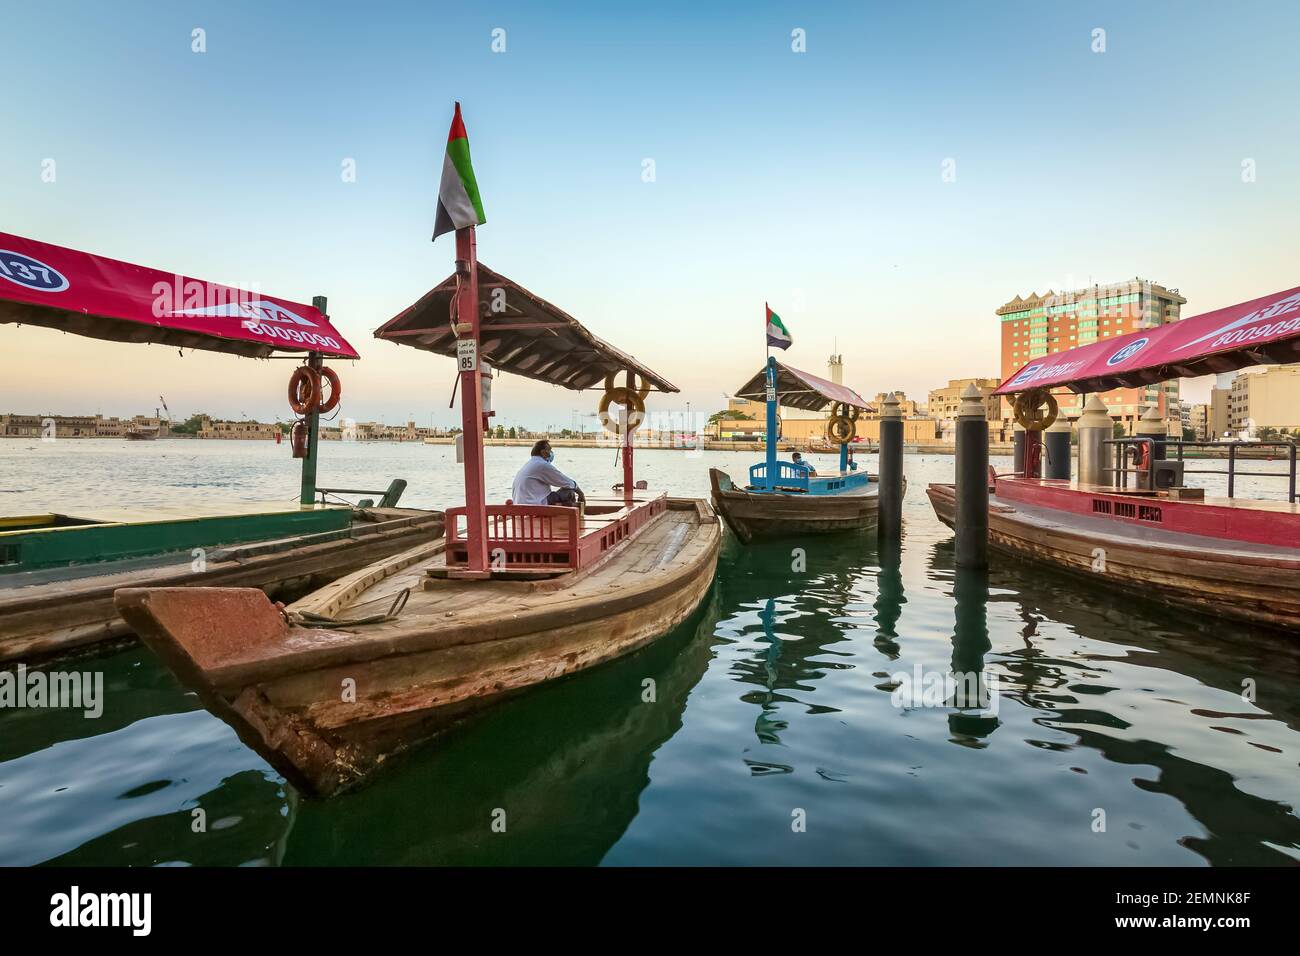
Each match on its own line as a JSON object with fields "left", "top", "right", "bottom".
{"left": 454, "top": 225, "right": 490, "bottom": 576}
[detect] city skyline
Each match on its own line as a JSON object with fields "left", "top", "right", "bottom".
{"left": 4, "top": 1, "right": 1299, "bottom": 427}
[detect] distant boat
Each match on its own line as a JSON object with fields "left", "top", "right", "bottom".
{"left": 125, "top": 425, "right": 158, "bottom": 440}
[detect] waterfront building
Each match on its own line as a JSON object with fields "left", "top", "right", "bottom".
{"left": 1228, "top": 364, "right": 1300, "bottom": 434}
{"left": 998, "top": 278, "right": 1186, "bottom": 432}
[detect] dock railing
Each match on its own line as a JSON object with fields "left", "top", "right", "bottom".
{"left": 1105, "top": 438, "right": 1297, "bottom": 501}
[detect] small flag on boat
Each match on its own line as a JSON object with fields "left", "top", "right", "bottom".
{"left": 432, "top": 102, "right": 487, "bottom": 242}
{"left": 765, "top": 303, "right": 792, "bottom": 350}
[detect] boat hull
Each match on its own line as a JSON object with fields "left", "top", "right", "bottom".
{"left": 0, "top": 509, "right": 444, "bottom": 664}
{"left": 926, "top": 482, "right": 1300, "bottom": 631}
{"left": 114, "top": 498, "right": 721, "bottom": 796}
{"left": 709, "top": 467, "right": 880, "bottom": 543}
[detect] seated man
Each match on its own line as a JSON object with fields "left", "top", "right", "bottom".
{"left": 512, "top": 440, "right": 585, "bottom": 506}
{"left": 790, "top": 451, "right": 817, "bottom": 477}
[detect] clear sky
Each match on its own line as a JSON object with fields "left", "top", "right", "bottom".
{"left": 3, "top": 0, "right": 1298, "bottom": 427}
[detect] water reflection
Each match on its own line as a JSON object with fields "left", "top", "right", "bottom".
{"left": 928, "top": 538, "right": 1300, "bottom": 865}
{"left": 280, "top": 590, "right": 722, "bottom": 865}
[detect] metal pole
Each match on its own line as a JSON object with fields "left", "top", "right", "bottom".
{"left": 298, "top": 305, "right": 325, "bottom": 506}
{"left": 954, "top": 384, "right": 988, "bottom": 568}
{"left": 1012, "top": 423, "right": 1025, "bottom": 477}
{"left": 455, "top": 227, "right": 489, "bottom": 574}
{"left": 878, "top": 392, "right": 904, "bottom": 540}
{"left": 1024, "top": 429, "right": 1042, "bottom": 479}
{"left": 764, "top": 356, "right": 778, "bottom": 489}
{"left": 623, "top": 369, "right": 635, "bottom": 503}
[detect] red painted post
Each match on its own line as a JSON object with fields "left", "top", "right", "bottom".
{"left": 623, "top": 370, "right": 635, "bottom": 504}
{"left": 455, "top": 226, "right": 489, "bottom": 574}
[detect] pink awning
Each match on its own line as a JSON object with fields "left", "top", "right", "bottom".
{"left": 734, "top": 361, "right": 872, "bottom": 412}
{"left": 994, "top": 285, "right": 1300, "bottom": 395}
{"left": 0, "top": 232, "right": 358, "bottom": 359}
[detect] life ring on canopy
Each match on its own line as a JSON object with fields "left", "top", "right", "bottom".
{"left": 288, "top": 367, "right": 319, "bottom": 415}
{"left": 316, "top": 367, "right": 342, "bottom": 414}
{"left": 826, "top": 402, "right": 856, "bottom": 444}
{"left": 1012, "top": 388, "right": 1058, "bottom": 432}
{"left": 599, "top": 372, "right": 648, "bottom": 435}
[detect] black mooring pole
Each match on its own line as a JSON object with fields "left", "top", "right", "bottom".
{"left": 955, "top": 383, "right": 988, "bottom": 568}
{"left": 877, "top": 392, "right": 904, "bottom": 539}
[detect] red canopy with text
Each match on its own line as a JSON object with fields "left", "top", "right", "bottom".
{"left": 0, "top": 232, "right": 358, "bottom": 359}
{"left": 995, "top": 285, "right": 1300, "bottom": 395}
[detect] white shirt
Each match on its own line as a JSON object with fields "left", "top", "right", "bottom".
{"left": 511, "top": 455, "right": 577, "bottom": 505}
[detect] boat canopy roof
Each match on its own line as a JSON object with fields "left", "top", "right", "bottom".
{"left": 0, "top": 232, "right": 359, "bottom": 359}
{"left": 374, "top": 262, "right": 678, "bottom": 392}
{"left": 733, "top": 360, "right": 872, "bottom": 412}
{"left": 995, "top": 285, "right": 1300, "bottom": 395}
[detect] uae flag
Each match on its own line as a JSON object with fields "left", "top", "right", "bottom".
{"left": 432, "top": 102, "right": 487, "bottom": 242}
{"left": 765, "top": 303, "right": 793, "bottom": 349}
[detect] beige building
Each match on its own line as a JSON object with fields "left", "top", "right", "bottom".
{"left": 1228, "top": 364, "right": 1300, "bottom": 434}
{"left": 0, "top": 413, "right": 98, "bottom": 438}
{"left": 1187, "top": 403, "right": 1209, "bottom": 440}
{"left": 199, "top": 417, "right": 280, "bottom": 440}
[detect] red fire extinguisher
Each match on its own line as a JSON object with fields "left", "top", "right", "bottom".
{"left": 291, "top": 420, "right": 308, "bottom": 459}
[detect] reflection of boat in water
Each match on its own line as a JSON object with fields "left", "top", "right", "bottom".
{"left": 713, "top": 536, "right": 882, "bottom": 768}
{"left": 926, "top": 538, "right": 1300, "bottom": 865}
{"left": 279, "top": 589, "right": 721, "bottom": 865}
{"left": 710, "top": 359, "right": 882, "bottom": 543}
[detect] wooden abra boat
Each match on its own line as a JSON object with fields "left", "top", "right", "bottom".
{"left": 117, "top": 496, "right": 717, "bottom": 796}
{"left": 929, "top": 282, "right": 1300, "bottom": 632}
{"left": 0, "top": 232, "right": 441, "bottom": 662}
{"left": 927, "top": 479, "right": 1300, "bottom": 630}
{"left": 114, "top": 164, "right": 721, "bottom": 795}
{"left": 710, "top": 357, "right": 882, "bottom": 543}
{"left": 2, "top": 501, "right": 442, "bottom": 663}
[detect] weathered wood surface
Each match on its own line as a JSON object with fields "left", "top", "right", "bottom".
{"left": 115, "top": 497, "right": 721, "bottom": 796}
{"left": 710, "top": 467, "right": 880, "bottom": 544}
{"left": 926, "top": 482, "right": 1300, "bottom": 631}
{"left": 0, "top": 509, "right": 444, "bottom": 664}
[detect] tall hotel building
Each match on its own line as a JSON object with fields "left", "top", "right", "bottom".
{"left": 997, "top": 278, "right": 1187, "bottom": 433}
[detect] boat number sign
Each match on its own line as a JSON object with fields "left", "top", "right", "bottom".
{"left": 766, "top": 386, "right": 776, "bottom": 401}
{"left": 0, "top": 251, "right": 70, "bottom": 293}
{"left": 457, "top": 338, "right": 478, "bottom": 371}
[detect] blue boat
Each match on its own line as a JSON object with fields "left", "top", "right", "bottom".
{"left": 710, "top": 357, "right": 881, "bottom": 543}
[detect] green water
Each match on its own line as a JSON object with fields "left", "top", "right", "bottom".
{"left": 1, "top": 443, "right": 1298, "bottom": 865}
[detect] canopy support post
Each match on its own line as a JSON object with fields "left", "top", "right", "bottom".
{"left": 299, "top": 330, "right": 324, "bottom": 506}
{"left": 764, "top": 356, "right": 778, "bottom": 490}
{"left": 839, "top": 439, "right": 849, "bottom": 473}
{"left": 455, "top": 227, "right": 490, "bottom": 576}
{"left": 623, "top": 369, "right": 635, "bottom": 504}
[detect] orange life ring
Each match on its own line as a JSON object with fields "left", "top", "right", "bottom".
{"left": 317, "top": 367, "right": 342, "bottom": 414}
{"left": 288, "top": 367, "right": 319, "bottom": 415}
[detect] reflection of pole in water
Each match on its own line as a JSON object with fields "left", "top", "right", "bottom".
{"left": 949, "top": 566, "right": 999, "bottom": 737}
{"left": 873, "top": 536, "right": 905, "bottom": 657}
{"left": 753, "top": 598, "right": 788, "bottom": 745}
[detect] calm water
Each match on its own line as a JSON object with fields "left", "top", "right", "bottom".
{"left": 1, "top": 440, "right": 1298, "bottom": 866}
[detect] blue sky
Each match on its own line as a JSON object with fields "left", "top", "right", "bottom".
{"left": 3, "top": 0, "right": 1298, "bottom": 426}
